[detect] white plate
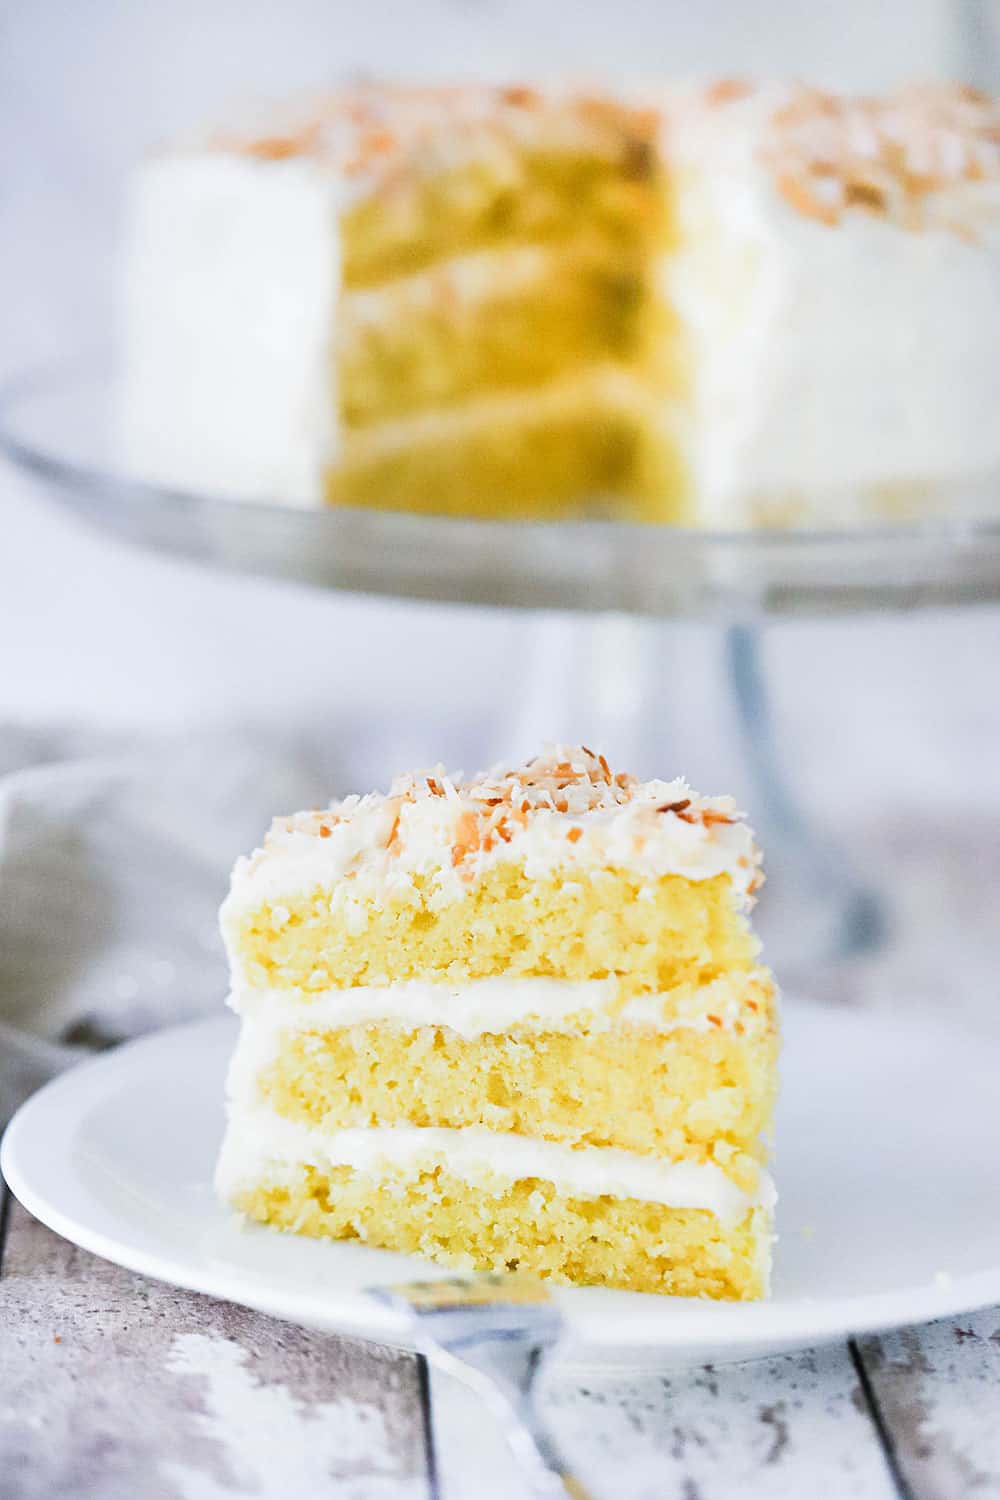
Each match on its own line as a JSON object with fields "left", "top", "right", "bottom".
{"left": 4, "top": 1000, "right": 999, "bottom": 1368}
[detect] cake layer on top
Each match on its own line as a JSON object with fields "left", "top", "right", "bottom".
{"left": 222, "top": 746, "right": 762, "bottom": 996}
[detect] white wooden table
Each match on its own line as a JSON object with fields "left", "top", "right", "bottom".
{"left": 3, "top": 1183, "right": 999, "bottom": 1499}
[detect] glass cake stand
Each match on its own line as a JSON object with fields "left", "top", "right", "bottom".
{"left": 5, "top": 359, "right": 1000, "bottom": 976}
{"left": 5, "top": 363, "right": 1000, "bottom": 617}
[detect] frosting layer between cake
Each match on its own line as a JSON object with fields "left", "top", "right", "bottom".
{"left": 216, "top": 1110, "right": 775, "bottom": 1229}
{"left": 227, "top": 972, "right": 766, "bottom": 1038}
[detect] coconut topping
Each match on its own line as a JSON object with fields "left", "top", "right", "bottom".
{"left": 214, "top": 83, "right": 658, "bottom": 185}
{"left": 756, "top": 82, "right": 1000, "bottom": 228}
{"left": 270, "top": 745, "right": 738, "bottom": 839}
{"left": 220, "top": 79, "right": 1000, "bottom": 228}
{"left": 233, "top": 746, "right": 763, "bottom": 909}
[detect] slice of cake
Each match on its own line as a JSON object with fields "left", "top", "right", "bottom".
{"left": 216, "top": 747, "right": 779, "bottom": 1300}
{"left": 121, "top": 79, "right": 1000, "bottom": 527}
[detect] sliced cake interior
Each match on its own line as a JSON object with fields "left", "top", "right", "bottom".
{"left": 326, "top": 87, "right": 683, "bottom": 520}
{"left": 217, "top": 747, "right": 779, "bottom": 1301}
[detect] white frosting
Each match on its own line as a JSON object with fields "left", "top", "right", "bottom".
{"left": 227, "top": 972, "right": 753, "bottom": 1038}
{"left": 343, "top": 241, "right": 571, "bottom": 332}
{"left": 221, "top": 753, "right": 760, "bottom": 939}
{"left": 664, "top": 90, "right": 1000, "bottom": 527}
{"left": 215, "top": 1108, "right": 773, "bottom": 1228}
{"left": 120, "top": 152, "right": 340, "bottom": 505}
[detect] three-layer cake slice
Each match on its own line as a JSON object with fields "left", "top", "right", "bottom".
{"left": 216, "top": 747, "right": 779, "bottom": 1299}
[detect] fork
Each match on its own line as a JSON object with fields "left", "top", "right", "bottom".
{"left": 369, "top": 1272, "right": 592, "bottom": 1498}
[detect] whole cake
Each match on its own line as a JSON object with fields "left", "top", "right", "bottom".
{"left": 121, "top": 80, "right": 1000, "bottom": 528}
{"left": 216, "top": 747, "right": 779, "bottom": 1300}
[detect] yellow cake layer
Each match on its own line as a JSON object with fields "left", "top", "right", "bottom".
{"left": 324, "top": 371, "right": 687, "bottom": 521}
{"left": 337, "top": 242, "right": 654, "bottom": 427}
{"left": 335, "top": 121, "right": 681, "bottom": 522}
{"left": 342, "top": 142, "right": 665, "bottom": 289}
{"left": 257, "top": 1010, "right": 778, "bottom": 1171}
{"left": 231, "top": 1165, "right": 770, "bottom": 1299}
{"left": 233, "top": 870, "right": 756, "bottom": 994}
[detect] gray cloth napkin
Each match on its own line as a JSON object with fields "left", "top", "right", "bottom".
{"left": 0, "top": 726, "right": 338, "bottom": 1121}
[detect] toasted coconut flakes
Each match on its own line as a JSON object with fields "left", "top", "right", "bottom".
{"left": 501, "top": 84, "right": 541, "bottom": 109}
{"left": 777, "top": 170, "right": 841, "bottom": 224}
{"left": 450, "top": 810, "right": 480, "bottom": 866}
{"left": 257, "top": 748, "right": 757, "bottom": 896}
{"left": 706, "top": 77, "right": 753, "bottom": 107}
{"left": 844, "top": 175, "right": 888, "bottom": 210}
{"left": 764, "top": 82, "right": 1000, "bottom": 228}
{"left": 241, "top": 124, "right": 323, "bottom": 161}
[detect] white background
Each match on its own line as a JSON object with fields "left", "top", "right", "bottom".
{"left": 2, "top": 0, "right": 999, "bottom": 809}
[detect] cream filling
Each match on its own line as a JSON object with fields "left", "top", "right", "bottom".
{"left": 216, "top": 1108, "right": 774, "bottom": 1229}
{"left": 228, "top": 973, "right": 758, "bottom": 1038}
{"left": 342, "top": 240, "right": 599, "bottom": 332}
{"left": 334, "top": 363, "right": 657, "bottom": 464}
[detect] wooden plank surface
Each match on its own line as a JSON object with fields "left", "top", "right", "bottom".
{"left": 0, "top": 1193, "right": 428, "bottom": 1500}
{"left": 431, "top": 1342, "right": 900, "bottom": 1500}
{"left": 856, "top": 1310, "right": 1000, "bottom": 1500}
{"left": 6, "top": 1179, "right": 1000, "bottom": 1499}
